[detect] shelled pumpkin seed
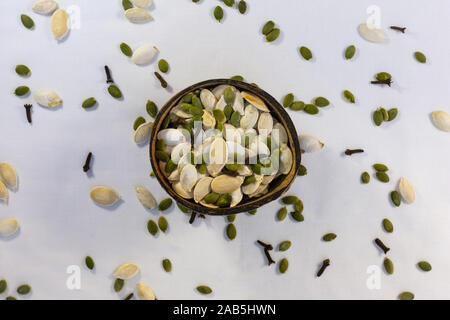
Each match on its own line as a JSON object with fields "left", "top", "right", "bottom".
{"left": 147, "top": 219, "right": 158, "bottom": 236}
{"left": 85, "top": 256, "right": 95, "bottom": 270}
{"left": 417, "top": 261, "right": 432, "bottom": 272}
{"left": 158, "top": 216, "right": 168, "bottom": 232}
{"left": 162, "top": 259, "right": 172, "bottom": 272}
{"left": 299, "top": 46, "right": 312, "bottom": 60}
{"left": 158, "top": 59, "right": 169, "bottom": 73}
{"left": 15, "top": 65, "right": 31, "bottom": 77}
{"left": 21, "top": 14, "right": 34, "bottom": 29}
{"left": 279, "top": 258, "right": 289, "bottom": 273}
{"left": 114, "top": 279, "right": 125, "bottom": 292}
{"left": 344, "top": 45, "right": 356, "bottom": 59}
{"left": 82, "top": 97, "right": 97, "bottom": 109}
{"left": 343, "top": 90, "right": 355, "bottom": 103}
{"left": 382, "top": 219, "right": 394, "bottom": 233}
{"left": 414, "top": 51, "right": 426, "bottom": 63}
{"left": 120, "top": 42, "right": 133, "bottom": 57}
{"left": 214, "top": 6, "right": 224, "bottom": 22}
{"left": 226, "top": 223, "right": 236, "bottom": 240}
{"left": 238, "top": 1, "right": 247, "bottom": 14}
{"left": 197, "top": 285, "right": 212, "bottom": 295}
{"left": 322, "top": 233, "right": 337, "bottom": 242}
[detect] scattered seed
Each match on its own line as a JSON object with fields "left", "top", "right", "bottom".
{"left": 314, "top": 97, "right": 329, "bottom": 107}
{"left": 418, "top": 261, "right": 432, "bottom": 272}
{"left": 82, "top": 97, "right": 97, "bottom": 109}
{"left": 297, "top": 164, "right": 307, "bottom": 176}
{"left": 390, "top": 191, "right": 401, "bottom": 207}
{"left": 158, "top": 59, "right": 169, "bottom": 73}
{"left": 322, "top": 233, "right": 337, "bottom": 242}
{"left": 197, "top": 286, "right": 212, "bottom": 295}
{"left": 108, "top": 85, "right": 122, "bottom": 99}
{"left": 214, "top": 6, "right": 224, "bottom": 22}
{"left": 17, "top": 284, "right": 31, "bottom": 295}
{"left": 384, "top": 257, "right": 394, "bottom": 275}
{"left": 376, "top": 172, "right": 390, "bottom": 183}
{"left": 158, "top": 216, "right": 168, "bottom": 232}
{"left": 345, "top": 45, "right": 356, "bottom": 59}
{"left": 382, "top": 218, "right": 394, "bottom": 233}
{"left": 223, "top": 0, "right": 234, "bottom": 7}
{"left": 361, "top": 172, "right": 370, "bottom": 184}
{"left": 120, "top": 42, "right": 133, "bottom": 57}
{"left": 90, "top": 186, "right": 120, "bottom": 206}
{"left": 162, "top": 259, "right": 172, "bottom": 272}
{"left": 230, "top": 75, "right": 244, "bottom": 81}
{"left": 291, "top": 210, "right": 304, "bottom": 222}
{"left": 278, "top": 241, "right": 291, "bottom": 251}
{"left": 177, "top": 202, "right": 190, "bottom": 213}
{"left": 266, "top": 28, "right": 280, "bottom": 42}
{"left": 277, "top": 207, "right": 288, "bottom": 221}
{"left": 373, "top": 109, "right": 383, "bottom": 126}
{"left": 14, "top": 86, "right": 30, "bottom": 97}
{"left": 262, "top": 21, "right": 275, "bottom": 35}
{"left": 282, "top": 93, "right": 294, "bottom": 108}
{"left": 376, "top": 72, "right": 392, "bottom": 81}
{"left": 373, "top": 164, "right": 388, "bottom": 172}
{"left": 147, "top": 219, "right": 158, "bottom": 236}
{"left": 387, "top": 108, "right": 398, "bottom": 121}
{"left": 226, "top": 223, "right": 236, "bottom": 240}
{"left": 414, "top": 51, "right": 426, "bottom": 63}
{"left": 290, "top": 101, "right": 305, "bottom": 111}
{"left": 230, "top": 111, "right": 241, "bottom": 127}
{"left": 155, "top": 150, "right": 170, "bottom": 162}
{"left": 304, "top": 104, "right": 319, "bottom": 115}
{"left": 227, "top": 214, "right": 236, "bottom": 223}
{"left": 299, "top": 46, "right": 312, "bottom": 60}
{"left": 21, "top": 14, "right": 35, "bottom": 29}
{"left": 114, "top": 279, "right": 124, "bottom": 292}
{"left": 5, "top": 296, "right": 16, "bottom": 300}
{"left": 281, "top": 196, "right": 298, "bottom": 205}
{"left": 0, "top": 280, "right": 7, "bottom": 294}
{"left": 380, "top": 107, "right": 389, "bottom": 121}
{"left": 238, "top": 0, "right": 247, "bottom": 14}
{"left": 15, "top": 65, "right": 31, "bottom": 77}
{"left": 146, "top": 100, "right": 158, "bottom": 118}
{"left": 248, "top": 209, "right": 257, "bottom": 215}
{"left": 85, "top": 256, "right": 95, "bottom": 270}
{"left": 279, "top": 258, "right": 289, "bottom": 274}
{"left": 203, "top": 192, "right": 220, "bottom": 204}
{"left": 122, "top": 0, "right": 133, "bottom": 10}
{"left": 398, "top": 292, "right": 414, "bottom": 300}
{"left": 343, "top": 90, "right": 355, "bottom": 103}
{"left": 158, "top": 198, "right": 173, "bottom": 211}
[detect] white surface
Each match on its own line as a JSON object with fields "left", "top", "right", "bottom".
{"left": 0, "top": 0, "right": 449, "bottom": 300}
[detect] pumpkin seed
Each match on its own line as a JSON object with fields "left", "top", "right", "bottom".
{"left": 14, "top": 86, "right": 30, "bottom": 96}
{"left": 304, "top": 104, "right": 319, "bottom": 114}
{"left": 373, "top": 163, "right": 388, "bottom": 172}
{"left": 182, "top": 93, "right": 193, "bottom": 103}
{"left": 156, "top": 150, "right": 169, "bottom": 162}
{"left": 230, "top": 111, "right": 241, "bottom": 127}
{"left": 217, "top": 194, "right": 232, "bottom": 208}
{"left": 189, "top": 105, "right": 203, "bottom": 116}
{"left": 135, "top": 186, "right": 157, "bottom": 209}
{"left": 266, "top": 28, "right": 280, "bottom": 42}
{"left": 227, "top": 214, "right": 236, "bottom": 223}
{"left": 322, "top": 233, "right": 337, "bottom": 242}
{"left": 85, "top": 256, "right": 95, "bottom": 270}
{"left": 90, "top": 186, "right": 120, "bottom": 206}
{"left": 213, "top": 109, "right": 226, "bottom": 123}
{"left": 15, "top": 65, "right": 31, "bottom": 77}
{"left": 376, "top": 72, "right": 392, "bottom": 81}
{"left": 137, "top": 282, "right": 156, "bottom": 300}
{"left": 359, "top": 23, "right": 386, "bottom": 42}
{"left": 226, "top": 223, "right": 236, "bottom": 240}
{"left": 114, "top": 279, "right": 124, "bottom": 292}
{"left": 17, "top": 285, "right": 31, "bottom": 295}
{"left": 223, "top": 0, "right": 234, "bottom": 6}
{"left": 230, "top": 75, "right": 244, "bottom": 81}
{"left": 162, "top": 259, "right": 172, "bottom": 272}
{"left": 214, "top": 6, "right": 224, "bottom": 22}
{"left": 125, "top": 8, "right": 152, "bottom": 23}
{"left": 108, "top": 85, "right": 122, "bottom": 99}
{"left": 0, "top": 280, "right": 6, "bottom": 294}
{"left": 82, "top": 97, "right": 97, "bottom": 109}
{"left": 51, "top": 9, "right": 69, "bottom": 39}
{"left": 122, "top": 0, "right": 133, "bottom": 10}
{"left": 291, "top": 210, "right": 304, "bottom": 222}
{"left": 262, "top": 21, "right": 275, "bottom": 35}
{"left": 224, "top": 105, "right": 233, "bottom": 120}
{"left": 150, "top": 171, "right": 155, "bottom": 177}
{"left": 297, "top": 164, "right": 307, "bottom": 176}
{"left": 431, "top": 110, "right": 450, "bottom": 131}
{"left": 248, "top": 209, "right": 257, "bottom": 215}
{"left": 192, "top": 95, "right": 202, "bottom": 108}
{"left": 290, "top": 101, "right": 305, "bottom": 111}
{"left": 414, "top": 51, "right": 426, "bottom": 63}
{"left": 177, "top": 202, "right": 190, "bottom": 213}
{"left": 238, "top": 0, "right": 247, "bottom": 14}
{"left": 376, "top": 172, "right": 390, "bottom": 183}
{"left": 345, "top": 45, "right": 356, "bottom": 59}
{"left": 387, "top": 108, "right": 398, "bottom": 121}
{"left": 282, "top": 93, "right": 294, "bottom": 108}
{"left": 279, "top": 258, "right": 289, "bottom": 273}
{"left": 158, "top": 198, "right": 173, "bottom": 211}
{"left": 204, "top": 192, "right": 220, "bottom": 204}
{"left": 281, "top": 196, "right": 298, "bottom": 205}
{"left": 34, "top": 89, "right": 62, "bottom": 107}
{"left": 0, "top": 162, "right": 18, "bottom": 191}
{"left": 224, "top": 87, "right": 235, "bottom": 104}
{"left": 114, "top": 263, "right": 140, "bottom": 279}
{"left": 384, "top": 257, "right": 394, "bottom": 275}
{"left": 418, "top": 261, "right": 432, "bottom": 272}
{"left": 147, "top": 219, "right": 158, "bottom": 235}
{"left": 398, "top": 177, "right": 416, "bottom": 204}
{"left": 158, "top": 216, "right": 168, "bottom": 232}
{"left": 197, "top": 163, "right": 207, "bottom": 174}
{"left": 158, "top": 59, "right": 169, "bottom": 73}
{"left": 343, "top": 90, "right": 355, "bottom": 103}
{"left": 165, "top": 160, "right": 177, "bottom": 174}
{"left": 0, "top": 218, "right": 19, "bottom": 237}
{"left": 373, "top": 109, "right": 383, "bottom": 126}
{"left": 390, "top": 191, "right": 401, "bottom": 207}
{"left": 314, "top": 97, "right": 329, "bottom": 107}
{"left": 6, "top": 296, "right": 16, "bottom": 300}
{"left": 120, "top": 42, "right": 133, "bottom": 57}
{"left": 242, "top": 175, "right": 255, "bottom": 186}
{"left": 380, "top": 108, "right": 389, "bottom": 121}
{"left": 398, "top": 292, "right": 414, "bottom": 300}
{"left": 21, "top": 14, "right": 34, "bottom": 29}
{"left": 197, "top": 286, "right": 212, "bottom": 295}
{"left": 32, "top": 0, "right": 58, "bottom": 14}
{"left": 299, "top": 46, "right": 312, "bottom": 60}
{"left": 382, "top": 219, "right": 394, "bottom": 233}
{"left": 146, "top": 100, "right": 158, "bottom": 118}
{"left": 133, "top": 117, "right": 146, "bottom": 130}
{"left": 279, "top": 241, "right": 291, "bottom": 251}
{"left": 294, "top": 200, "right": 303, "bottom": 214}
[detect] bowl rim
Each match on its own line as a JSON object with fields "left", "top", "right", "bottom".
{"left": 149, "top": 79, "right": 301, "bottom": 216}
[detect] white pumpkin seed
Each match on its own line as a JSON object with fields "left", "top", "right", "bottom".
{"left": 168, "top": 169, "right": 180, "bottom": 182}
{"left": 249, "top": 139, "right": 270, "bottom": 158}
{"left": 125, "top": 8, "right": 152, "bottom": 23}
{"left": 131, "top": 44, "right": 158, "bottom": 65}
{"left": 241, "top": 91, "right": 269, "bottom": 112}
{"left": 130, "top": 0, "right": 152, "bottom": 8}
{"left": 214, "top": 95, "right": 227, "bottom": 111}
{"left": 0, "top": 162, "right": 18, "bottom": 191}
{"left": 262, "top": 173, "right": 277, "bottom": 185}
{"left": 226, "top": 141, "right": 246, "bottom": 162}
{"left": 51, "top": 9, "right": 69, "bottom": 39}
{"left": 211, "top": 175, "right": 243, "bottom": 194}
{"left": 137, "top": 282, "right": 156, "bottom": 300}
{"left": 242, "top": 175, "right": 263, "bottom": 195}
{"left": 134, "top": 122, "right": 153, "bottom": 144}
{"left": 157, "top": 128, "right": 186, "bottom": 145}
{"left": 113, "top": 263, "right": 139, "bottom": 279}
{"left": 209, "top": 137, "right": 228, "bottom": 166}
{"left": 180, "top": 164, "right": 197, "bottom": 192}
{"left": 0, "top": 181, "right": 8, "bottom": 202}
{"left": 223, "top": 124, "right": 241, "bottom": 143}
{"left": 248, "top": 183, "right": 268, "bottom": 198}
{"left": 279, "top": 144, "right": 293, "bottom": 174}
{"left": 257, "top": 112, "right": 273, "bottom": 135}
{"left": 90, "top": 186, "right": 120, "bottom": 206}
{"left": 358, "top": 23, "right": 387, "bottom": 43}
{"left": 230, "top": 187, "right": 243, "bottom": 207}
{"left": 171, "top": 142, "right": 191, "bottom": 164}
{"left": 34, "top": 89, "right": 62, "bottom": 107}
{"left": 431, "top": 110, "right": 450, "bottom": 132}
{"left": 212, "top": 85, "right": 233, "bottom": 100}
{"left": 135, "top": 186, "right": 156, "bottom": 209}
{"left": 32, "top": 0, "right": 58, "bottom": 14}
{"left": 173, "top": 182, "right": 194, "bottom": 199}
{"left": 200, "top": 89, "right": 217, "bottom": 111}
{"left": 237, "top": 165, "right": 252, "bottom": 176}
{"left": 298, "top": 134, "right": 324, "bottom": 153}
{"left": 0, "top": 218, "right": 19, "bottom": 237}
{"left": 200, "top": 200, "right": 219, "bottom": 209}
{"left": 272, "top": 123, "right": 288, "bottom": 145}
{"left": 172, "top": 105, "right": 192, "bottom": 119}
{"left": 398, "top": 177, "right": 416, "bottom": 204}
{"left": 240, "top": 104, "right": 259, "bottom": 129}
{"left": 232, "top": 91, "right": 245, "bottom": 115}
{"left": 202, "top": 110, "right": 216, "bottom": 129}
{"left": 193, "top": 177, "right": 213, "bottom": 203}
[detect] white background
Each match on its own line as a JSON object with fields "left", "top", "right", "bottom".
{"left": 0, "top": 0, "right": 449, "bottom": 300}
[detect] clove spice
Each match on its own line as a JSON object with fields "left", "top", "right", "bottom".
{"left": 154, "top": 72, "right": 168, "bottom": 88}
{"left": 317, "top": 259, "right": 330, "bottom": 277}
{"left": 345, "top": 149, "right": 364, "bottom": 156}
{"left": 390, "top": 26, "right": 406, "bottom": 33}
{"left": 257, "top": 240, "right": 275, "bottom": 266}
{"left": 104, "top": 65, "right": 114, "bottom": 84}
{"left": 124, "top": 293, "right": 134, "bottom": 300}
{"left": 189, "top": 212, "right": 197, "bottom": 224}
{"left": 371, "top": 79, "right": 392, "bottom": 87}
{"left": 374, "top": 238, "right": 390, "bottom": 254}
{"left": 83, "top": 152, "right": 93, "bottom": 173}
{"left": 24, "top": 104, "right": 32, "bottom": 123}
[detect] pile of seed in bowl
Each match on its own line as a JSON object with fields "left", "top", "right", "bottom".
{"left": 155, "top": 85, "right": 294, "bottom": 208}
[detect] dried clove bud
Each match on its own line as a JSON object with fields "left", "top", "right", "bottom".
{"left": 83, "top": 152, "right": 93, "bottom": 173}
{"left": 24, "top": 104, "right": 32, "bottom": 123}
{"left": 374, "top": 238, "right": 390, "bottom": 254}
{"left": 104, "top": 65, "right": 114, "bottom": 84}
{"left": 390, "top": 26, "right": 406, "bottom": 33}
{"left": 317, "top": 259, "right": 330, "bottom": 277}
{"left": 154, "top": 72, "right": 168, "bottom": 88}
{"left": 371, "top": 79, "right": 392, "bottom": 87}
{"left": 124, "top": 293, "right": 134, "bottom": 300}
{"left": 345, "top": 149, "right": 364, "bottom": 156}
{"left": 256, "top": 240, "right": 275, "bottom": 266}
{"left": 189, "top": 212, "right": 197, "bottom": 224}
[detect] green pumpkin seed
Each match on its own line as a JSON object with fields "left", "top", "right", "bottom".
{"left": 418, "top": 261, "right": 432, "bottom": 272}
{"left": 373, "top": 163, "right": 388, "bottom": 172}
{"left": 376, "top": 72, "right": 392, "bottom": 81}
{"left": 398, "top": 292, "right": 414, "bottom": 300}
{"left": 226, "top": 223, "right": 236, "bottom": 240}
{"left": 150, "top": 171, "right": 155, "bottom": 177}
{"left": 133, "top": 116, "right": 146, "bottom": 130}
{"left": 345, "top": 45, "right": 356, "bottom": 59}
{"left": 222, "top": 105, "right": 233, "bottom": 121}
{"left": 290, "top": 101, "right": 305, "bottom": 111}
{"left": 248, "top": 209, "right": 257, "bottom": 215}
{"left": 297, "top": 164, "right": 307, "bottom": 176}
{"left": 279, "top": 258, "right": 289, "bottom": 274}
{"left": 120, "top": 42, "right": 133, "bottom": 57}
{"left": 15, "top": 65, "right": 31, "bottom": 77}
{"left": 182, "top": 93, "right": 193, "bottom": 103}
{"left": 192, "top": 0, "right": 200, "bottom": 2}
{"left": 266, "top": 28, "right": 280, "bottom": 42}
{"left": 0, "top": 280, "right": 7, "bottom": 294}
{"left": 291, "top": 210, "right": 304, "bottom": 222}
{"left": 282, "top": 93, "right": 294, "bottom": 108}
{"left": 82, "top": 97, "right": 97, "bottom": 109}
{"left": 387, "top": 108, "right": 398, "bottom": 121}
{"left": 373, "top": 109, "right": 383, "bottom": 126}
{"left": 214, "top": 6, "right": 224, "bottom": 22}
{"left": 262, "top": 21, "right": 275, "bottom": 35}
{"left": 384, "top": 257, "right": 394, "bottom": 275}
{"left": 197, "top": 285, "right": 212, "bottom": 295}
{"left": 122, "top": 0, "right": 133, "bottom": 10}
{"left": 158, "top": 198, "right": 173, "bottom": 211}
{"left": 189, "top": 105, "right": 203, "bottom": 117}
{"left": 230, "top": 111, "right": 241, "bottom": 127}
{"left": 161, "top": 116, "right": 170, "bottom": 129}
{"left": 361, "top": 172, "right": 370, "bottom": 184}
{"left": 304, "top": 104, "right": 319, "bottom": 115}
{"left": 277, "top": 207, "right": 288, "bottom": 221}
{"left": 177, "top": 202, "right": 190, "bottom": 213}
{"left": 314, "top": 97, "right": 329, "bottom": 107}
{"left": 322, "top": 233, "right": 337, "bottom": 242}
{"left": 217, "top": 194, "right": 232, "bottom": 208}
{"left": 230, "top": 75, "right": 244, "bottom": 81}
{"left": 165, "top": 160, "right": 177, "bottom": 174}
{"left": 158, "top": 59, "right": 169, "bottom": 73}
{"left": 299, "top": 46, "right": 312, "bottom": 60}
{"left": 162, "top": 259, "right": 172, "bottom": 272}
{"left": 108, "top": 85, "right": 122, "bottom": 99}
{"left": 147, "top": 219, "right": 158, "bottom": 236}
{"left": 5, "top": 296, "right": 16, "bottom": 300}
{"left": 156, "top": 150, "right": 169, "bottom": 162}
{"left": 224, "top": 87, "right": 235, "bottom": 104}
{"left": 414, "top": 51, "right": 426, "bottom": 63}
{"left": 294, "top": 200, "right": 303, "bottom": 214}
{"left": 223, "top": 0, "right": 234, "bottom": 7}
{"left": 225, "top": 163, "right": 243, "bottom": 171}
{"left": 391, "top": 191, "right": 401, "bottom": 207}
{"left": 14, "top": 86, "right": 30, "bottom": 96}
{"left": 216, "top": 121, "right": 224, "bottom": 132}
{"left": 197, "top": 163, "right": 207, "bottom": 174}
{"left": 156, "top": 140, "right": 165, "bottom": 151}
{"left": 343, "top": 90, "right": 355, "bottom": 103}
{"left": 376, "top": 172, "right": 390, "bottom": 183}
{"left": 114, "top": 279, "right": 124, "bottom": 292}
{"left": 382, "top": 218, "right": 394, "bottom": 233}
{"left": 85, "top": 256, "right": 95, "bottom": 270}
{"left": 278, "top": 240, "right": 291, "bottom": 251}
{"left": 243, "top": 175, "right": 255, "bottom": 186}
{"left": 238, "top": 0, "right": 247, "bottom": 14}
{"left": 227, "top": 214, "right": 236, "bottom": 223}
{"left": 281, "top": 196, "right": 298, "bottom": 205}
{"left": 380, "top": 108, "right": 389, "bottom": 121}
{"left": 250, "top": 83, "right": 259, "bottom": 88}
{"left": 21, "top": 14, "right": 34, "bottom": 29}
{"left": 192, "top": 95, "right": 202, "bottom": 108}
{"left": 17, "top": 285, "right": 31, "bottom": 295}
{"left": 203, "top": 192, "right": 220, "bottom": 204}
{"left": 251, "top": 163, "right": 263, "bottom": 175}
{"left": 146, "top": 100, "right": 158, "bottom": 118}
